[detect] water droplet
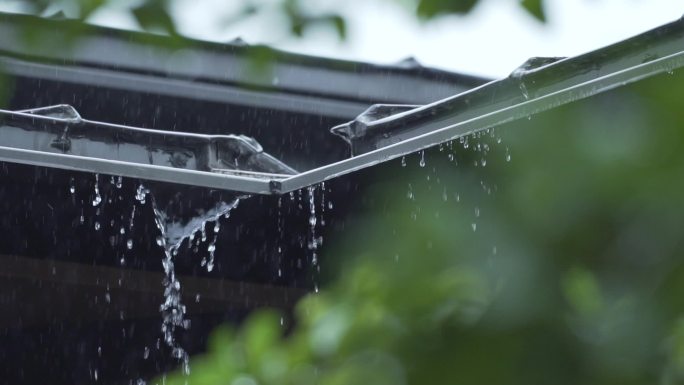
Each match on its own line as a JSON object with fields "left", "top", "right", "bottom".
{"left": 143, "top": 346, "right": 150, "bottom": 359}
{"left": 92, "top": 174, "right": 102, "bottom": 206}
{"left": 94, "top": 221, "right": 100, "bottom": 231}
{"left": 475, "top": 207, "right": 480, "bottom": 217}
{"left": 419, "top": 151, "right": 426, "bottom": 167}
{"left": 135, "top": 184, "right": 148, "bottom": 204}
{"left": 406, "top": 184, "right": 414, "bottom": 200}
{"left": 401, "top": 156, "right": 406, "bottom": 167}
{"left": 519, "top": 81, "right": 529, "bottom": 100}
{"left": 116, "top": 176, "right": 123, "bottom": 189}
{"left": 471, "top": 223, "right": 477, "bottom": 232}
{"left": 156, "top": 236, "right": 163, "bottom": 246}
{"left": 195, "top": 294, "right": 201, "bottom": 303}
{"left": 448, "top": 153, "right": 454, "bottom": 162}
{"left": 126, "top": 239, "right": 133, "bottom": 249}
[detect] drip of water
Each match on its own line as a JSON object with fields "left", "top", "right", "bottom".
{"left": 307, "top": 186, "right": 321, "bottom": 293}
{"left": 135, "top": 184, "right": 149, "bottom": 204}
{"left": 519, "top": 80, "right": 530, "bottom": 100}
{"left": 419, "top": 150, "right": 426, "bottom": 167}
{"left": 92, "top": 174, "right": 102, "bottom": 206}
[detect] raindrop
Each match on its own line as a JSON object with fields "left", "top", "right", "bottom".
{"left": 143, "top": 347, "right": 150, "bottom": 359}
{"left": 307, "top": 186, "right": 321, "bottom": 276}
{"left": 419, "top": 151, "right": 426, "bottom": 167}
{"left": 94, "top": 221, "right": 100, "bottom": 231}
{"left": 207, "top": 241, "right": 216, "bottom": 272}
{"left": 519, "top": 81, "right": 530, "bottom": 100}
{"left": 401, "top": 156, "right": 406, "bottom": 167}
{"left": 92, "top": 174, "right": 102, "bottom": 206}
{"left": 471, "top": 223, "right": 477, "bottom": 232}
{"left": 126, "top": 239, "right": 133, "bottom": 249}
{"left": 135, "top": 184, "right": 148, "bottom": 204}
{"left": 116, "top": 176, "right": 123, "bottom": 189}
{"left": 69, "top": 177, "right": 76, "bottom": 194}
{"left": 120, "top": 226, "right": 125, "bottom": 235}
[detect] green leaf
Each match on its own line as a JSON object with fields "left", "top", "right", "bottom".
{"left": 416, "top": 0, "right": 479, "bottom": 19}
{"left": 520, "top": 0, "right": 546, "bottom": 22}
{"left": 131, "top": 2, "right": 177, "bottom": 35}
{"left": 328, "top": 14, "right": 347, "bottom": 40}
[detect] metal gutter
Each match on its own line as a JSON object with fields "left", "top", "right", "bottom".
{"left": 1, "top": 17, "right": 682, "bottom": 194}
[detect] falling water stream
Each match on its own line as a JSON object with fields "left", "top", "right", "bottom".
{"left": 147, "top": 187, "right": 244, "bottom": 375}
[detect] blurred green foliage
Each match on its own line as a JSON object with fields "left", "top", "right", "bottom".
{"left": 16, "top": 0, "right": 545, "bottom": 38}
{"left": 158, "top": 67, "right": 684, "bottom": 384}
